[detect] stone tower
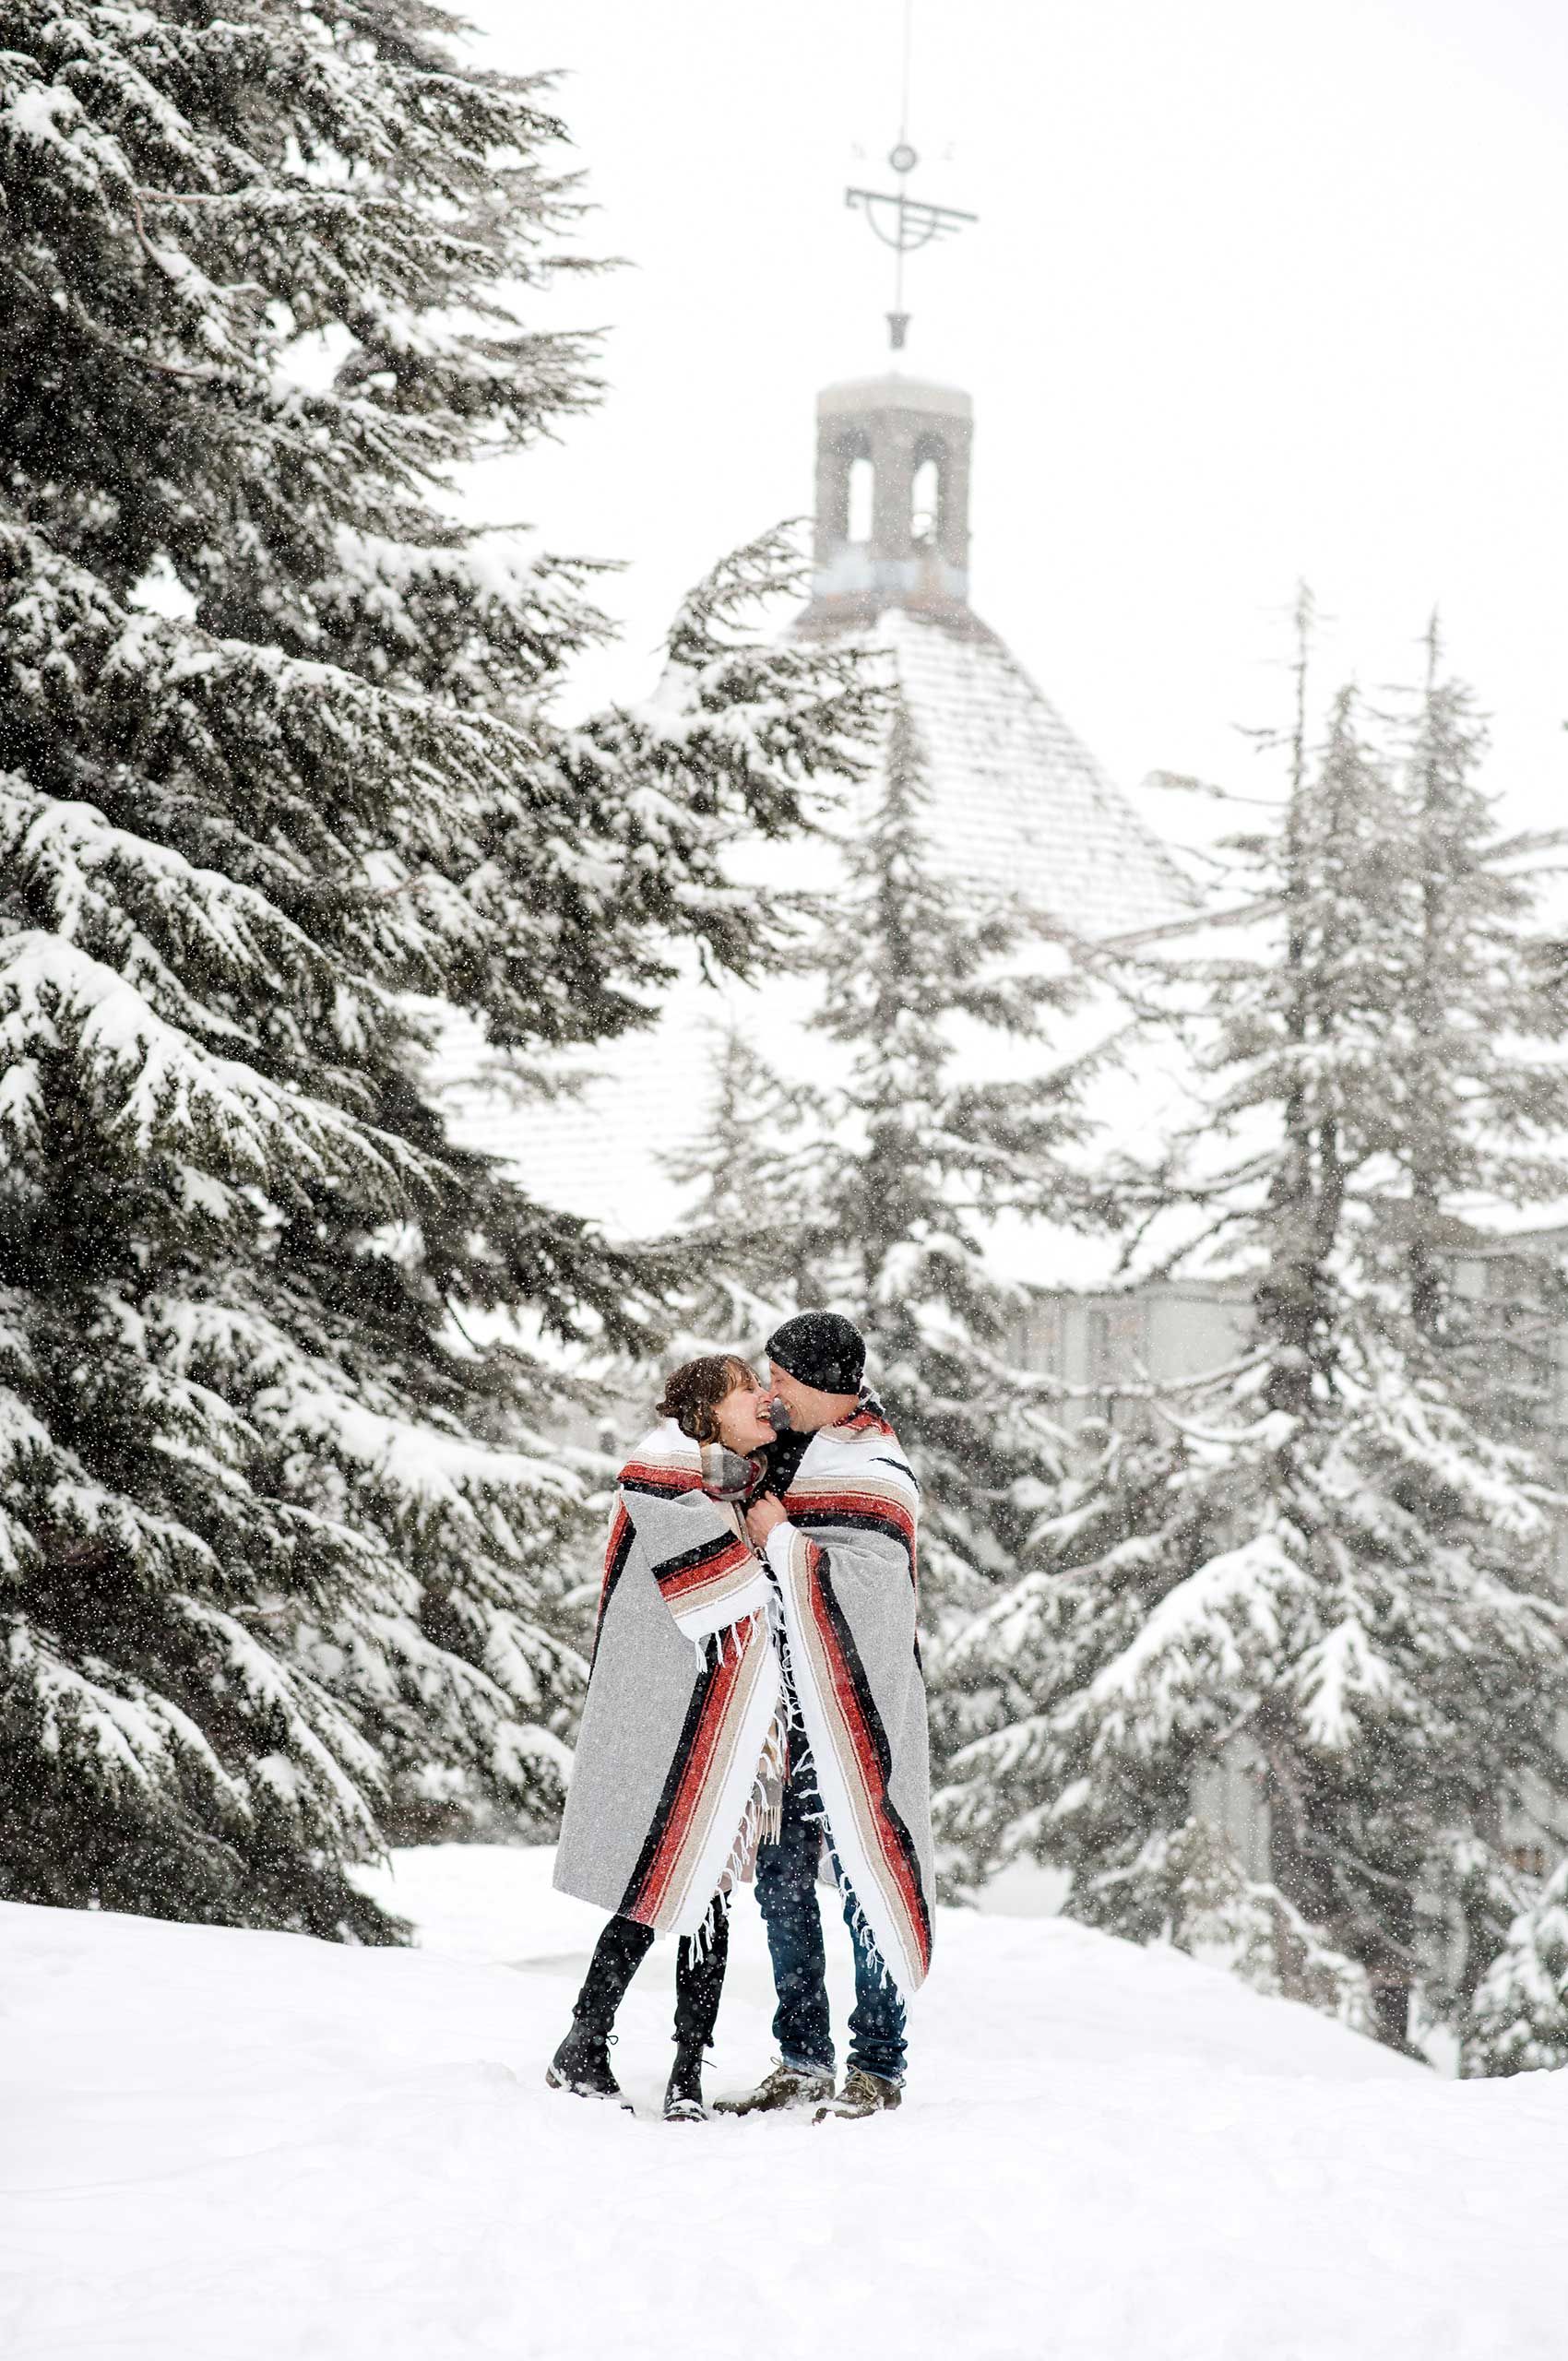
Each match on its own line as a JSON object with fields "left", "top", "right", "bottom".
{"left": 799, "top": 374, "right": 979, "bottom": 636}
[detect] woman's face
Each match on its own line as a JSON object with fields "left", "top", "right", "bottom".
{"left": 711, "top": 1374, "right": 775, "bottom": 1454}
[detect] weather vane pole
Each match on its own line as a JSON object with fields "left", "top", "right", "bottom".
{"left": 845, "top": 0, "right": 977, "bottom": 351}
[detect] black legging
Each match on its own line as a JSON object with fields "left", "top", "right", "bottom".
{"left": 570, "top": 1902, "right": 730, "bottom": 2052}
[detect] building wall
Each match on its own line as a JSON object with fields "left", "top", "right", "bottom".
{"left": 1010, "top": 1280, "right": 1249, "bottom": 1432}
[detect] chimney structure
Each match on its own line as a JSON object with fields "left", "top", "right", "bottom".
{"left": 797, "top": 374, "right": 980, "bottom": 638}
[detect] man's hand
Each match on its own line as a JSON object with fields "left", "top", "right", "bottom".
{"left": 745, "top": 1494, "right": 788, "bottom": 1548}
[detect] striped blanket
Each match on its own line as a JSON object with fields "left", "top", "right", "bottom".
{"left": 553, "top": 1408, "right": 934, "bottom": 1994}
{"left": 553, "top": 1420, "right": 783, "bottom": 1939}
{"left": 767, "top": 1404, "right": 934, "bottom": 1993}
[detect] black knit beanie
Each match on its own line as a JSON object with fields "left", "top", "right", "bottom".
{"left": 765, "top": 1310, "right": 866, "bottom": 1396}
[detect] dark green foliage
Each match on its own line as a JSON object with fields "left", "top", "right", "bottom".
{"left": 0, "top": 2, "right": 874, "bottom": 1933}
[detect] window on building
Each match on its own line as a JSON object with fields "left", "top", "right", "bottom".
{"left": 847, "top": 455, "right": 874, "bottom": 544}
{"left": 910, "top": 455, "right": 941, "bottom": 546}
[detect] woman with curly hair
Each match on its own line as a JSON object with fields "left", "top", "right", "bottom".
{"left": 548, "top": 1353, "right": 782, "bottom": 2122}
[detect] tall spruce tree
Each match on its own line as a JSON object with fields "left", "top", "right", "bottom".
{"left": 939, "top": 616, "right": 1568, "bottom": 2050}
{"left": 0, "top": 3, "right": 873, "bottom": 1932}
{"left": 674, "top": 702, "right": 1095, "bottom": 1796}
{"left": 1377, "top": 627, "right": 1568, "bottom": 1426}
{"left": 1379, "top": 629, "right": 1568, "bottom": 2019}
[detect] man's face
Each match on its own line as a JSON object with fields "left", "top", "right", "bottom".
{"left": 767, "top": 1360, "right": 831, "bottom": 1432}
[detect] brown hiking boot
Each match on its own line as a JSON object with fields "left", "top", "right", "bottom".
{"left": 711, "top": 2060, "right": 835, "bottom": 2118}
{"left": 813, "top": 2069, "right": 902, "bottom": 2122}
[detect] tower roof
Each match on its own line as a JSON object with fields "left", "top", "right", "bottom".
{"left": 817, "top": 374, "right": 971, "bottom": 417}
{"left": 863, "top": 609, "right": 1192, "bottom": 941}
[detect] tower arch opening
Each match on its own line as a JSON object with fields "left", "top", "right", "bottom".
{"left": 847, "top": 451, "right": 875, "bottom": 544}
{"left": 910, "top": 446, "right": 943, "bottom": 547}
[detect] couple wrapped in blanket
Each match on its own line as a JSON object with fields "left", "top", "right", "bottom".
{"left": 549, "top": 1311, "right": 934, "bottom": 2123}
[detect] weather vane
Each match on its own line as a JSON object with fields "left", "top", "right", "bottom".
{"left": 845, "top": 1, "right": 977, "bottom": 351}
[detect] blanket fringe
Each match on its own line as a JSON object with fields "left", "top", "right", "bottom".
{"left": 688, "top": 1568, "right": 894, "bottom": 1988}
{"left": 710, "top": 1691, "right": 790, "bottom": 1903}
{"left": 693, "top": 1606, "right": 766, "bottom": 1675}
{"left": 683, "top": 1600, "right": 790, "bottom": 1940}
{"left": 690, "top": 1884, "right": 731, "bottom": 1961}
{"left": 765, "top": 1572, "right": 894, "bottom": 1989}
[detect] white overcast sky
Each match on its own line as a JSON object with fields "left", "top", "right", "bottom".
{"left": 457, "top": 0, "right": 1567, "bottom": 840}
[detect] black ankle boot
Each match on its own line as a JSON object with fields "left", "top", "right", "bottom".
{"left": 547, "top": 1916, "right": 654, "bottom": 2107}
{"left": 663, "top": 2041, "right": 707, "bottom": 2123}
{"left": 546, "top": 2021, "right": 629, "bottom": 2106}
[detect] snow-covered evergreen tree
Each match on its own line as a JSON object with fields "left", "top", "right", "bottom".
{"left": 1376, "top": 626, "right": 1568, "bottom": 1434}
{"left": 0, "top": 3, "right": 873, "bottom": 1932}
{"left": 658, "top": 1023, "right": 821, "bottom": 1357}
{"left": 674, "top": 702, "right": 1095, "bottom": 1798}
{"left": 940, "top": 613, "right": 1568, "bottom": 2048}
{"left": 1466, "top": 1857, "right": 1568, "bottom": 2073}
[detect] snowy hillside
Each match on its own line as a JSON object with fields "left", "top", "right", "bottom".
{"left": 6, "top": 1847, "right": 1566, "bottom": 2361}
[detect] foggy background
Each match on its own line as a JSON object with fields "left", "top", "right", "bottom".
{"left": 462, "top": 0, "right": 1568, "bottom": 840}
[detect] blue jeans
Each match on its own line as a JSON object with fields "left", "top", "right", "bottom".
{"left": 754, "top": 1752, "right": 908, "bottom": 2085}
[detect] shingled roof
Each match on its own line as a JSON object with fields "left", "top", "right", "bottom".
{"left": 864, "top": 609, "right": 1191, "bottom": 940}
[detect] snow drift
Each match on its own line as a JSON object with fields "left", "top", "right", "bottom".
{"left": 4, "top": 1845, "right": 1565, "bottom": 2359}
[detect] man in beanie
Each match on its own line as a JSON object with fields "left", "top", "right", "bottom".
{"left": 713, "top": 1311, "right": 935, "bottom": 2122}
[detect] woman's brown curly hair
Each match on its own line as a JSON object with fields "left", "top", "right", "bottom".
{"left": 658, "top": 1354, "right": 758, "bottom": 1445}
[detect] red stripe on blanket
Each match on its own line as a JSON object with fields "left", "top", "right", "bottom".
{"left": 657, "top": 1532, "right": 755, "bottom": 1603}
{"left": 800, "top": 1537, "right": 932, "bottom": 1980}
{"left": 830, "top": 1408, "right": 897, "bottom": 1439}
{"left": 631, "top": 1645, "right": 747, "bottom": 1923}
{"left": 619, "top": 1459, "right": 704, "bottom": 1496}
{"left": 784, "top": 1490, "right": 917, "bottom": 1582}
{"left": 592, "top": 1504, "right": 634, "bottom": 1668}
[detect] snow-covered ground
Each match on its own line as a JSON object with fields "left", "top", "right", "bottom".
{"left": 5, "top": 1846, "right": 1565, "bottom": 2360}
